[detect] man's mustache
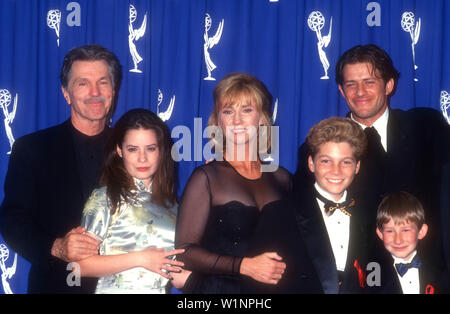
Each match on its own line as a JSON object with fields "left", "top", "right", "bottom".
{"left": 84, "top": 97, "right": 106, "bottom": 104}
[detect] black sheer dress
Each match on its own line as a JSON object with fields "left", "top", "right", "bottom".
{"left": 175, "top": 160, "right": 291, "bottom": 293}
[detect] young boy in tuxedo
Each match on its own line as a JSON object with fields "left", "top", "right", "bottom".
{"left": 245, "top": 117, "right": 369, "bottom": 293}
{"left": 370, "top": 191, "right": 449, "bottom": 294}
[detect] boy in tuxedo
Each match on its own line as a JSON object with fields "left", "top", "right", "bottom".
{"left": 370, "top": 191, "right": 448, "bottom": 294}
{"left": 246, "top": 117, "right": 368, "bottom": 293}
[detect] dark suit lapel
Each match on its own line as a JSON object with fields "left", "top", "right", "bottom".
{"left": 344, "top": 209, "right": 360, "bottom": 288}
{"left": 54, "top": 120, "right": 84, "bottom": 206}
{"left": 335, "top": 200, "right": 368, "bottom": 293}
{"left": 347, "top": 207, "right": 360, "bottom": 267}
{"left": 419, "top": 267, "right": 431, "bottom": 294}
{"left": 387, "top": 264, "right": 404, "bottom": 294}
{"left": 384, "top": 109, "right": 416, "bottom": 191}
{"left": 376, "top": 252, "right": 403, "bottom": 294}
{"left": 293, "top": 186, "right": 339, "bottom": 294}
{"left": 417, "top": 252, "right": 441, "bottom": 294}
{"left": 345, "top": 199, "right": 369, "bottom": 268}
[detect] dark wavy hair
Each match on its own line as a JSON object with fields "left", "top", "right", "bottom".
{"left": 100, "top": 108, "right": 176, "bottom": 214}
{"left": 335, "top": 44, "right": 400, "bottom": 95}
{"left": 60, "top": 44, "right": 123, "bottom": 120}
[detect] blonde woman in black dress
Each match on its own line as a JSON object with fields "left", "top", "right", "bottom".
{"left": 176, "top": 73, "right": 291, "bottom": 293}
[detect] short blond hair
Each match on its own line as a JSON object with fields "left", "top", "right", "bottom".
{"left": 376, "top": 191, "right": 426, "bottom": 230}
{"left": 208, "top": 72, "right": 273, "bottom": 155}
{"left": 306, "top": 117, "right": 367, "bottom": 161}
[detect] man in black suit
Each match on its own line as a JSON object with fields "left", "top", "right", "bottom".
{"left": 336, "top": 44, "right": 449, "bottom": 266}
{"left": 0, "top": 44, "right": 122, "bottom": 293}
{"left": 295, "top": 44, "right": 449, "bottom": 270}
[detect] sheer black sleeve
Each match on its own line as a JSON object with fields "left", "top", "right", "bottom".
{"left": 175, "top": 167, "right": 242, "bottom": 275}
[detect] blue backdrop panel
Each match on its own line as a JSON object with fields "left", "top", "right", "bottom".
{"left": 0, "top": 0, "right": 449, "bottom": 294}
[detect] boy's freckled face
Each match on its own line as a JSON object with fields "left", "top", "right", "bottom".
{"left": 308, "top": 141, "right": 360, "bottom": 202}
{"left": 376, "top": 219, "right": 428, "bottom": 261}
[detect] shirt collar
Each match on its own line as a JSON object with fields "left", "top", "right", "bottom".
{"left": 392, "top": 250, "right": 417, "bottom": 265}
{"left": 314, "top": 182, "right": 347, "bottom": 204}
{"left": 351, "top": 107, "right": 389, "bottom": 152}
{"left": 132, "top": 177, "right": 152, "bottom": 193}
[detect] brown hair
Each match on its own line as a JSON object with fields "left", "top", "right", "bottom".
{"left": 208, "top": 72, "right": 273, "bottom": 155}
{"left": 376, "top": 191, "right": 426, "bottom": 230}
{"left": 101, "top": 108, "right": 176, "bottom": 214}
{"left": 61, "top": 44, "right": 122, "bottom": 121}
{"left": 306, "top": 117, "right": 367, "bottom": 161}
{"left": 335, "top": 44, "right": 400, "bottom": 95}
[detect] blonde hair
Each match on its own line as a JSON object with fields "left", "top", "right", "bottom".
{"left": 208, "top": 72, "right": 273, "bottom": 155}
{"left": 306, "top": 117, "right": 367, "bottom": 161}
{"left": 376, "top": 191, "right": 426, "bottom": 230}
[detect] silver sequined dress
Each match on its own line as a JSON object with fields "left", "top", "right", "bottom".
{"left": 81, "top": 178, "right": 177, "bottom": 294}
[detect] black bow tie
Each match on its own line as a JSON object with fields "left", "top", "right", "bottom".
{"left": 315, "top": 192, "right": 355, "bottom": 217}
{"left": 395, "top": 255, "right": 422, "bottom": 277}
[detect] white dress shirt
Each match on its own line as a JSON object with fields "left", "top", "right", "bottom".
{"left": 314, "top": 183, "right": 350, "bottom": 271}
{"left": 351, "top": 107, "right": 389, "bottom": 152}
{"left": 393, "top": 250, "right": 420, "bottom": 294}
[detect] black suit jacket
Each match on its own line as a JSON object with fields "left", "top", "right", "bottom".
{"left": 245, "top": 185, "right": 368, "bottom": 294}
{"left": 0, "top": 120, "right": 108, "bottom": 293}
{"left": 442, "top": 161, "right": 450, "bottom": 275}
{"left": 294, "top": 108, "right": 450, "bottom": 267}
{"left": 365, "top": 249, "right": 449, "bottom": 294}
{"left": 352, "top": 108, "right": 448, "bottom": 221}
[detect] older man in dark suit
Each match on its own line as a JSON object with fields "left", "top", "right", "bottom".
{"left": 0, "top": 45, "right": 122, "bottom": 293}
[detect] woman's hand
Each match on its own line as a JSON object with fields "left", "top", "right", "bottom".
{"left": 170, "top": 267, "right": 192, "bottom": 289}
{"left": 240, "top": 252, "right": 286, "bottom": 285}
{"left": 136, "top": 247, "right": 185, "bottom": 279}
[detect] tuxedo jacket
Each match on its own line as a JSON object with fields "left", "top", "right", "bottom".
{"left": 442, "top": 161, "right": 450, "bottom": 275}
{"left": 245, "top": 184, "right": 368, "bottom": 294}
{"left": 0, "top": 120, "right": 107, "bottom": 293}
{"left": 294, "top": 108, "right": 450, "bottom": 265}
{"left": 365, "top": 249, "right": 449, "bottom": 294}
